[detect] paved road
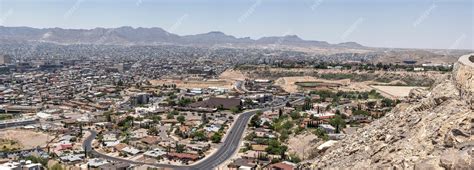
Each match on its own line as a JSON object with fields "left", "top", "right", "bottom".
{"left": 83, "top": 98, "right": 304, "bottom": 169}
{"left": 191, "top": 110, "right": 260, "bottom": 169}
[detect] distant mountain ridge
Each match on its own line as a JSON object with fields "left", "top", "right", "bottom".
{"left": 0, "top": 26, "right": 364, "bottom": 48}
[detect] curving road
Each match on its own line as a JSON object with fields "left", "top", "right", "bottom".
{"left": 83, "top": 98, "right": 303, "bottom": 169}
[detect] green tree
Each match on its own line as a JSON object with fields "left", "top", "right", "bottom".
{"left": 279, "top": 130, "right": 289, "bottom": 142}
{"left": 288, "top": 153, "right": 302, "bottom": 163}
{"left": 313, "top": 128, "right": 329, "bottom": 141}
{"left": 147, "top": 127, "right": 159, "bottom": 136}
{"left": 211, "top": 133, "right": 223, "bottom": 143}
{"left": 175, "top": 143, "right": 186, "bottom": 153}
{"left": 245, "top": 132, "right": 256, "bottom": 141}
{"left": 230, "top": 107, "right": 241, "bottom": 114}
{"left": 329, "top": 115, "right": 346, "bottom": 133}
{"left": 192, "top": 131, "right": 207, "bottom": 141}
{"left": 166, "top": 113, "right": 174, "bottom": 119}
{"left": 177, "top": 115, "right": 186, "bottom": 123}
{"left": 302, "top": 97, "right": 312, "bottom": 111}
{"left": 170, "top": 110, "right": 179, "bottom": 115}
{"left": 290, "top": 111, "right": 300, "bottom": 120}
{"left": 25, "top": 156, "right": 48, "bottom": 167}
{"left": 244, "top": 98, "right": 254, "bottom": 105}
{"left": 178, "top": 98, "right": 192, "bottom": 106}
{"left": 150, "top": 115, "right": 161, "bottom": 123}
{"left": 381, "top": 98, "right": 394, "bottom": 107}
{"left": 249, "top": 113, "right": 262, "bottom": 128}
{"left": 265, "top": 139, "right": 287, "bottom": 155}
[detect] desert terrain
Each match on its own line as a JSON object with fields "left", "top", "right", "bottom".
{"left": 0, "top": 129, "right": 54, "bottom": 150}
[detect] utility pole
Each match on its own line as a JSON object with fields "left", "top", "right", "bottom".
{"left": 84, "top": 145, "right": 87, "bottom": 158}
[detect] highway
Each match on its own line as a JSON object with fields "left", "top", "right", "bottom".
{"left": 83, "top": 98, "right": 303, "bottom": 169}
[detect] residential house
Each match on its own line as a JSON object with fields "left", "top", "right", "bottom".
{"left": 254, "top": 128, "right": 276, "bottom": 138}
{"left": 319, "top": 124, "right": 336, "bottom": 134}
{"left": 266, "top": 161, "right": 297, "bottom": 170}
{"left": 204, "top": 124, "right": 221, "bottom": 132}
{"left": 88, "top": 158, "right": 108, "bottom": 168}
{"left": 59, "top": 154, "right": 83, "bottom": 163}
{"left": 141, "top": 136, "right": 160, "bottom": 145}
{"left": 143, "top": 148, "right": 166, "bottom": 159}
{"left": 166, "top": 152, "right": 200, "bottom": 162}
{"left": 121, "top": 146, "right": 140, "bottom": 155}
{"left": 131, "top": 128, "right": 148, "bottom": 139}
{"left": 228, "top": 158, "right": 257, "bottom": 170}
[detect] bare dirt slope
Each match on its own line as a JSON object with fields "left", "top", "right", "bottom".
{"left": 0, "top": 129, "right": 53, "bottom": 150}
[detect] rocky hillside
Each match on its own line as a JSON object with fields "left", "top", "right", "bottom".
{"left": 307, "top": 54, "right": 473, "bottom": 169}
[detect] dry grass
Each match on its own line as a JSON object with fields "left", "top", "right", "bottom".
{"left": 0, "top": 139, "right": 22, "bottom": 151}
{"left": 0, "top": 129, "right": 53, "bottom": 150}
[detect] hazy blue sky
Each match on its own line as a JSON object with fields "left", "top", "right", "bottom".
{"left": 0, "top": 0, "right": 472, "bottom": 49}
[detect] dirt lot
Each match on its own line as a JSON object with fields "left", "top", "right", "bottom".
{"left": 219, "top": 69, "right": 248, "bottom": 81}
{"left": 0, "top": 129, "right": 53, "bottom": 150}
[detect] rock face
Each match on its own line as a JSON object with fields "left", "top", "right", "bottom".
{"left": 453, "top": 54, "right": 474, "bottom": 105}
{"left": 307, "top": 54, "right": 474, "bottom": 169}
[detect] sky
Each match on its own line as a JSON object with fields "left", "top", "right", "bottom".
{"left": 0, "top": 0, "right": 472, "bottom": 50}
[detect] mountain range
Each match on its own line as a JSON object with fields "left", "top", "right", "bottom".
{"left": 0, "top": 26, "right": 364, "bottom": 48}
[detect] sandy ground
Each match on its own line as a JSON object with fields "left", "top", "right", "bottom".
{"left": 219, "top": 69, "right": 248, "bottom": 81}
{"left": 287, "top": 133, "right": 319, "bottom": 159}
{"left": 0, "top": 129, "right": 53, "bottom": 149}
{"left": 371, "top": 85, "right": 427, "bottom": 98}
{"left": 150, "top": 79, "right": 234, "bottom": 89}
{"left": 274, "top": 76, "right": 350, "bottom": 93}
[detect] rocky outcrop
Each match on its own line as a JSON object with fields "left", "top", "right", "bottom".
{"left": 453, "top": 54, "right": 474, "bottom": 105}
{"left": 306, "top": 54, "right": 474, "bottom": 169}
